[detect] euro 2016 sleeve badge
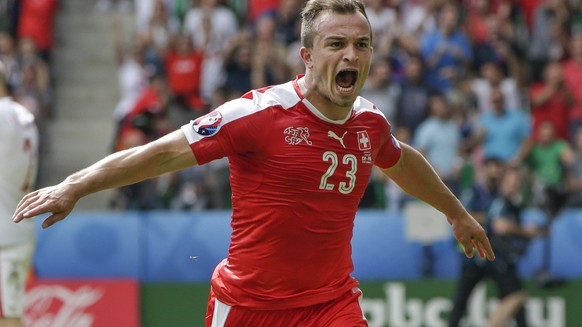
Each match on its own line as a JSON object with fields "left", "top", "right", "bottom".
{"left": 191, "top": 111, "right": 223, "bottom": 136}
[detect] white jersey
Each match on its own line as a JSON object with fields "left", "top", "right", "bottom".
{"left": 0, "top": 97, "right": 38, "bottom": 246}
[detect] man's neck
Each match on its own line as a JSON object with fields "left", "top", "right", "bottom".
{"left": 298, "top": 75, "right": 352, "bottom": 121}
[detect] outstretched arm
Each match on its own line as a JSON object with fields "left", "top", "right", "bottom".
{"left": 381, "top": 142, "right": 495, "bottom": 261}
{"left": 13, "top": 130, "right": 197, "bottom": 228}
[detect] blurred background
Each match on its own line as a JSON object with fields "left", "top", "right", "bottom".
{"left": 2, "top": 0, "right": 582, "bottom": 326}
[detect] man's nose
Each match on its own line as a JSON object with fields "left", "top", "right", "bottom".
{"left": 343, "top": 44, "right": 359, "bottom": 62}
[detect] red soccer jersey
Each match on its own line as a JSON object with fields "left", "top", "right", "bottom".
{"left": 18, "top": 0, "right": 58, "bottom": 51}
{"left": 529, "top": 82, "right": 570, "bottom": 141}
{"left": 165, "top": 51, "right": 203, "bottom": 95}
{"left": 165, "top": 51, "right": 205, "bottom": 109}
{"left": 562, "top": 60, "right": 582, "bottom": 120}
{"left": 181, "top": 78, "right": 402, "bottom": 310}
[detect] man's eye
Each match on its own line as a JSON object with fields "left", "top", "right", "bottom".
{"left": 330, "top": 42, "right": 342, "bottom": 48}
{"left": 358, "top": 42, "right": 369, "bottom": 48}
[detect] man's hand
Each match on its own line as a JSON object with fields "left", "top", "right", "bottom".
{"left": 12, "top": 184, "right": 79, "bottom": 229}
{"left": 450, "top": 214, "right": 495, "bottom": 261}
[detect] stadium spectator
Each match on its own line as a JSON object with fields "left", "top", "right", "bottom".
{"left": 465, "top": 0, "right": 527, "bottom": 85}
{"left": 270, "top": 0, "right": 302, "bottom": 46}
{"left": 562, "top": 32, "right": 582, "bottom": 140}
{"left": 251, "top": 13, "right": 289, "bottom": 88}
{"left": 364, "top": 2, "right": 420, "bottom": 80}
{"left": 414, "top": 92, "right": 462, "bottom": 194}
{"left": 247, "top": 0, "right": 280, "bottom": 23}
{"left": 464, "top": 0, "right": 497, "bottom": 46}
{"left": 525, "top": 121, "right": 574, "bottom": 209}
{"left": 17, "top": 0, "right": 58, "bottom": 63}
{"left": 0, "top": 32, "right": 20, "bottom": 90}
{"left": 285, "top": 39, "right": 305, "bottom": 78}
{"left": 111, "top": 15, "right": 149, "bottom": 123}
{"left": 395, "top": 54, "right": 432, "bottom": 137}
{"left": 516, "top": 0, "right": 542, "bottom": 28}
{"left": 471, "top": 61, "right": 522, "bottom": 114}
{"left": 572, "top": 2, "right": 582, "bottom": 29}
{"left": 565, "top": 126, "right": 582, "bottom": 207}
{"left": 469, "top": 87, "right": 532, "bottom": 165}
{"left": 529, "top": 60, "right": 572, "bottom": 142}
{"left": 360, "top": 56, "right": 400, "bottom": 123}
{"left": 223, "top": 31, "right": 254, "bottom": 98}
{"left": 0, "top": 62, "right": 39, "bottom": 327}
{"left": 112, "top": 74, "right": 174, "bottom": 210}
{"left": 399, "top": 0, "right": 444, "bottom": 37}
{"left": 528, "top": 0, "right": 570, "bottom": 81}
{"left": 115, "top": 73, "right": 172, "bottom": 152}
{"left": 420, "top": 3, "right": 472, "bottom": 94}
{"left": 133, "top": 0, "right": 177, "bottom": 34}
{"left": 164, "top": 34, "right": 205, "bottom": 112}
{"left": 183, "top": 0, "right": 238, "bottom": 101}
{"left": 15, "top": 37, "right": 52, "bottom": 119}
{"left": 447, "top": 77, "right": 481, "bottom": 193}
{"left": 143, "top": 0, "right": 180, "bottom": 56}
{"left": 12, "top": 63, "right": 46, "bottom": 122}
{"left": 0, "top": 0, "right": 20, "bottom": 37}
{"left": 363, "top": 0, "right": 398, "bottom": 59}
{"left": 13, "top": 1, "right": 494, "bottom": 325}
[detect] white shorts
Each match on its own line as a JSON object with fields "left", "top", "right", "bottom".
{"left": 0, "top": 242, "right": 34, "bottom": 318}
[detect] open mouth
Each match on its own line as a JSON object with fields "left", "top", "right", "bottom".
{"left": 335, "top": 69, "right": 358, "bottom": 93}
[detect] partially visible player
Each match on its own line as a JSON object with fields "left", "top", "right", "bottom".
{"left": 0, "top": 62, "right": 39, "bottom": 327}
{"left": 13, "top": 1, "right": 494, "bottom": 326}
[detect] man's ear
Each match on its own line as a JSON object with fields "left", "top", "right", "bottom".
{"left": 300, "top": 47, "right": 313, "bottom": 69}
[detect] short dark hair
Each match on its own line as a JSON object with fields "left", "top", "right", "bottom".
{"left": 300, "top": 0, "right": 370, "bottom": 48}
{"left": 483, "top": 156, "right": 504, "bottom": 165}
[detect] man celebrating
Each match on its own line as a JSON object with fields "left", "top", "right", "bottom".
{"left": 13, "top": 0, "right": 494, "bottom": 326}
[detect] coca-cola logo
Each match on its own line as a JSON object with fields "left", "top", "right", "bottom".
{"left": 24, "top": 285, "right": 104, "bottom": 327}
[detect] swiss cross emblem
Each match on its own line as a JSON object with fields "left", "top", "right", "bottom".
{"left": 357, "top": 131, "right": 371, "bottom": 150}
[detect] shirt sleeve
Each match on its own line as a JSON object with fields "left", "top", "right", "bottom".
{"left": 374, "top": 121, "right": 402, "bottom": 169}
{"left": 181, "top": 97, "right": 271, "bottom": 164}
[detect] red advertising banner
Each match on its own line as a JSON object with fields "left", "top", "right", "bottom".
{"left": 24, "top": 279, "right": 140, "bottom": 327}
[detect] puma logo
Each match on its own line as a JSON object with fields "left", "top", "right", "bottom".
{"left": 328, "top": 130, "right": 347, "bottom": 148}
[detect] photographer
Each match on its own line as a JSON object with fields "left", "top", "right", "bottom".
{"left": 486, "top": 166, "right": 546, "bottom": 327}
{"left": 450, "top": 165, "right": 544, "bottom": 327}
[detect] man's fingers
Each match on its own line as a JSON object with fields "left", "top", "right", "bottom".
{"left": 21, "top": 198, "right": 51, "bottom": 218}
{"left": 473, "top": 240, "right": 485, "bottom": 258}
{"left": 462, "top": 239, "right": 474, "bottom": 258}
{"left": 461, "top": 237, "right": 495, "bottom": 261}
{"left": 13, "top": 186, "right": 74, "bottom": 228}
{"left": 13, "top": 193, "right": 41, "bottom": 222}
{"left": 481, "top": 238, "right": 496, "bottom": 261}
{"left": 474, "top": 236, "right": 495, "bottom": 261}
{"left": 16, "top": 190, "right": 39, "bottom": 209}
{"left": 42, "top": 213, "right": 67, "bottom": 229}
{"left": 14, "top": 195, "right": 59, "bottom": 223}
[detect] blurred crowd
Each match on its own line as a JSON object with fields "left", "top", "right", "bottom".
{"left": 3, "top": 0, "right": 582, "bottom": 214}
{"left": 0, "top": 0, "right": 57, "bottom": 137}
